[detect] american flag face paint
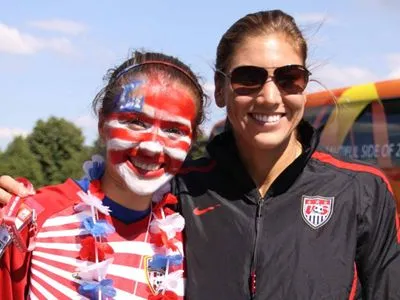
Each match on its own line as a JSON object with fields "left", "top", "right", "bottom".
{"left": 103, "top": 76, "right": 197, "bottom": 195}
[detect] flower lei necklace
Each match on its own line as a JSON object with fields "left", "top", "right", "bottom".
{"left": 74, "top": 155, "right": 184, "bottom": 299}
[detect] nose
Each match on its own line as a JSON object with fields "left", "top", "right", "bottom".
{"left": 257, "top": 78, "right": 281, "bottom": 105}
{"left": 138, "top": 141, "right": 163, "bottom": 157}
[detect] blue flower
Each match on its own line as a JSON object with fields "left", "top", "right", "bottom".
{"left": 149, "top": 254, "right": 183, "bottom": 269}
{"left": 83, "top": 217, "right": 115, "bottom": 237}
{"left": 78, "top": 278, "right": 116, "bottom": 299}
{"left": 82, "top": 155, "right": 105, "bottom": 181}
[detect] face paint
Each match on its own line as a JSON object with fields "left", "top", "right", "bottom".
{"left": 114, "top": 80, "right": 144, "bottom": 112}
{"left": 104, "top": 77, "right": 197, "bottom": 195}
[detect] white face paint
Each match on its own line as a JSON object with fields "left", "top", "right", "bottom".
{"left": 116, "top": 163, "right": 173, "bottom": 195}
{"left": 103, "top": 77, "right": 197, "bottom": 195}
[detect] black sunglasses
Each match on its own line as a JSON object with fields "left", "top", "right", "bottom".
{"left": 219, "top": 64, "right": 311, "bottom": 96}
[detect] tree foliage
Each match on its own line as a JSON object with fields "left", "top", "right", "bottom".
{"left": 0, "top": 136, "right": 45, "bottom": 187}
{"left": 26, "top": 117, "right": 90, "bottom": 186}
{"left": 187, "top": 130, "right": 208, "bottom": 160}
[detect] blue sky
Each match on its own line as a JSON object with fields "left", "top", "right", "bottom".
{"left": 1, "top": 0, "right": 399, "bottom": 150}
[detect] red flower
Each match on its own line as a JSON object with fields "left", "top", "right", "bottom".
{"left": 153, "top": 193, "right": 178, "bottom": 211}
{"left": 148, "top": 291, "right": 178, "bottom": 300}
{"left": 150, "top": 230, "right": 178, "bottom": 251}
{"left": 89, "top": 180, "right": 105, "bottom": 199}
{"left": 79, "top": 236, "right": 114, "bottom": 262}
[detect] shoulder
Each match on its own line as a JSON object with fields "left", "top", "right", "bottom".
{"left": 179, "top": 156, "right": 217, "bottom": 175}
{"left": 172, "top": 157, "right": 217, "bottom": 198}
{"left": 310, "top": 148, "right": 393, "bottom": 196}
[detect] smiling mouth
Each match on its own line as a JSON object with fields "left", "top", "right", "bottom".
{"left": 250, "top": 113, "right": 284, "bottom": 124}
{"left": 130, "top": 158, "right": 161, "bottom": 171}
{"left": 127, "top": 157, "right": 166, "bottom": 177}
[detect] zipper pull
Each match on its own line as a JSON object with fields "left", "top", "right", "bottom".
{"left": 250, "top": 271, "right": 257, "bottom": 297}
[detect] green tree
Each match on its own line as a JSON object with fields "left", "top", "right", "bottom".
{"left": 188, "top": 130, "right": 208, "bottom": 160}
{"left": 89, "top": 136, "right": 106, "bottom": 157}
{"left": 0, "top": 136, "right": 45, "bottom": 187}
{"left": 27, "top": 117, "right": 89, "bottom": 186}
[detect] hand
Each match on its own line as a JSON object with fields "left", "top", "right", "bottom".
{"left": 0, "top": 175, "right": 36, "bottom": 205}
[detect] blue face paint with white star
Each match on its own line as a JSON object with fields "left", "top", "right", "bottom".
{"left": 114, "top": 80, "right": 145, "bottom": 113}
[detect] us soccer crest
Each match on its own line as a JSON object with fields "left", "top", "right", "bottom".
{"left": 144, "top": 256, "right": 166, "bottom": 295}
{"left": 301, "top": 195, "right": 334, "bottom": 229}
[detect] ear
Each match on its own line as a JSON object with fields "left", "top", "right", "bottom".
{"left": 214, "top": 73, "right": 226, "bottom": 108}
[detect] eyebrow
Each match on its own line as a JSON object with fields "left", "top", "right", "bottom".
{"left": 133, "top": 103, "right": 193, "bottom": 128}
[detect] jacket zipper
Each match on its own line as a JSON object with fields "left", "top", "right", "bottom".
{"left": 250, "top": 197, "right": 264, "bottom": 299}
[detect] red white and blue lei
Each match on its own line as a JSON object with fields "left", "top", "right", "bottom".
{"left": 74, "top": 155, "right": 184, "bottom": 300}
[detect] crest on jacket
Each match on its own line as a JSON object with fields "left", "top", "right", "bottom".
{"left": 301, "top": 195, "right": 334, "bottom": 229}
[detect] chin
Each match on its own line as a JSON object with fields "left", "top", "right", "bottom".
{"left": 238, "top": 129, "right": 295, "bottom": 153}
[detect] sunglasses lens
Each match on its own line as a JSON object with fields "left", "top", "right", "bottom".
{"left": 230, "top": 66, "right": 268, "bottom": 95}
{"left": 274, "top": 65, "right": 309, "bottom": 94}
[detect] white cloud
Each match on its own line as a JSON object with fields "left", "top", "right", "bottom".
{"left": 386, "top": 53, "right": 400, "bottom": 79}
{"left": 0, "top": 127, "right": 29, "bottom": 139}
{"left": 0, "top": 23, "right": 75, "bottom": 55}
{"left": 74, "top": 115, "right": 99, "bottom": 146}
{"left": 200, "top": 82, "right": 226, "bottom": 135}
{"left": 308, "top": 64, "right": 378, "bottom": 91}
{"left": 74, "top": 114, "right": 97, "bottom": 129}
{"left": 295, "top": 12, "right": 336, "bottom": 25}
{"left": 29, "top": 19, "right": 87, "bottom": 36}
{"left": 202, "top": 82, "right": 215, "bottom": 98}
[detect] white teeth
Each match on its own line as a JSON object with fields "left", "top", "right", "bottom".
{"left": 252, "top": 114, "right": 281, "bottom": 123}
{"left": 130, "top": 159, "right": 161, "bottom": 171}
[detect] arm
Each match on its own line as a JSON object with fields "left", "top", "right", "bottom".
{"left": 0, "top": 176, "right": 36, "bottom": 206}
{"left": 356, "top": 176, "right": 400, "bottom": 299}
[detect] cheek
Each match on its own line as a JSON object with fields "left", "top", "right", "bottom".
{"left": 284, "top": 95, "right": 305, "bottom": 115}
{"left": 227, "top": 95, "right": 251, "bottom": 117}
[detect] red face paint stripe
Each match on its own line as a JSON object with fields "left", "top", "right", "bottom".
{"left": 107, "top": 113, "right": 192, "bottom": 136}
{"left": 144, "top": 75, "right": 197, "bottom": 122}
{"left": 107, "top": 127, "right": 191, "bottom": 149}
{"left": 108, "top": 149, "right": 185, "bottom": 168}
{"left": 312, "top": 151, "right": 394, "bottom": 195}
{"left": 179, "top": 161, "right": 217, "bottom": 174}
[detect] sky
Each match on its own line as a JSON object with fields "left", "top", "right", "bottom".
{"left": 1, "top": 0, "right": 400, "bottom": 150}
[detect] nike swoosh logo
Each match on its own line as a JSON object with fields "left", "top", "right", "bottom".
{"left": 193, "top": 204, "right": 221, "bottom": 216}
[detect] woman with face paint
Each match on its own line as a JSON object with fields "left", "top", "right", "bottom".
{"left": 2, "top": 9, "right": 400, "bottom": 300}
{"left": 0, "top": 50, "right": 207, "bottom": 299}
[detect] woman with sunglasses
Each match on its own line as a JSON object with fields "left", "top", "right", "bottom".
{"left": 1, "top": 9, "right": 400, "bottom": 299}
{"left": 177, "top": 9, "right": 400, "bottom": 299}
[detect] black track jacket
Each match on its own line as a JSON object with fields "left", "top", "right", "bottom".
{"left": 175, "top": 121, "right": 400, "bottom": 300}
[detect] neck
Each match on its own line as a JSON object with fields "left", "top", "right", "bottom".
{"left": 236, "top": 133, "right": 302, "bottom": 198}
{"left": 100, "top": 169, "right": 152, "bottom": 211}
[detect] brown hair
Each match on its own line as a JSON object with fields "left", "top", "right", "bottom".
{"left": 215, "top": 10, "right": 308, "bottom": 74}
{"left": 92, "top": 50, "right": 208, "bottom": 131}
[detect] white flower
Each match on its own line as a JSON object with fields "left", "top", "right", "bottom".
{"left": 159, "top": 270, "right": 184, "bottom": 292}
{"left": 76, "top": 191, "right": 111, "bottom": 215}
{"left": 150, "top": 213, "right": 185, "bottom": 239}
{"left": 75, "top": 258, "right": 114, "bottom": 281}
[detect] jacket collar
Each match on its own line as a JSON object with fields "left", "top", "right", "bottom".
{"left": 206, "top": 120, "right": 320, "bottom": 202}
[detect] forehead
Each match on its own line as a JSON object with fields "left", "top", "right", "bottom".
{"left": 119, "top": 73, "right": 197, "bottom": 121}
{"left": 230, "top": 34, "right": 303, "bottom": 69}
